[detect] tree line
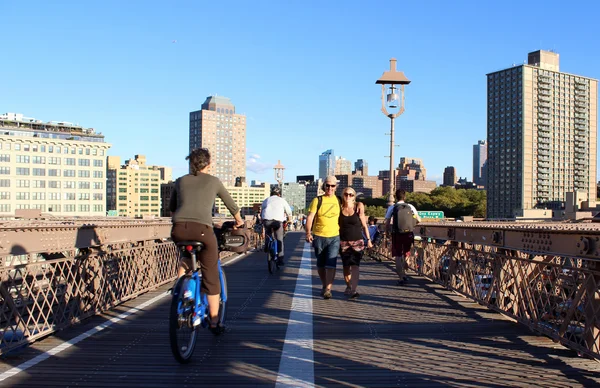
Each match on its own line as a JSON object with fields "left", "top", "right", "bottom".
{"left": 360, "top": 187, "right": 487, "bottom": 219}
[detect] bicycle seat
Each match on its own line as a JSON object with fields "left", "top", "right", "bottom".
{"left": 176, "top": 241, "right": 205, "bottom": 251}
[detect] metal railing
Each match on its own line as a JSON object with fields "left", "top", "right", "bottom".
{"left": 367, "top": 221, "right": 600, "bottom": 360}
{"left": 0, "top": 218, "right": 253, "bottom": 354}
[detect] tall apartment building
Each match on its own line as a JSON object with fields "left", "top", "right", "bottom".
{"left": 473, "top": 140, "right": 487, "bottom": 187}
{"left": 0, "top": 113, "right": 111, "bottom": 216}
{"left": 319, "top": 149, "right": 335, "bottom": 179}
{"left": 189, "top": 96, "right": 246, "bottom": 186}
{"left": 106, "top": 155, "right": 172, "bottom": 217}
{"left": 486, "top": 50, "right": 598, "bottom": 219}
{"left": 334, "top": 156, "right": 352, "bottom": 175}
{"left": 443, "top": 166, "right": 457, "bottom": 187}
{"left": 396, "top": 157, "right": 436, "bottom": 194}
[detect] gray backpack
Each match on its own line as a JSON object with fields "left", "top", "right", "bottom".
{"left": 392, "top": 203, "right": 417, "bottom": 233}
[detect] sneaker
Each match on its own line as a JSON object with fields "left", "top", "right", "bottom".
{"left": 323, "top": 290, "right": 332, "bottom": 299}
{"left": 350, "top": 292, "right": 360, "bottom": 299}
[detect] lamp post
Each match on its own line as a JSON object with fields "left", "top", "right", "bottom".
{"left": 376, "top": 58, "right": 411, "bottom": 206}
{"left": 273, "top": 160, "right": 285, "bottom": 188}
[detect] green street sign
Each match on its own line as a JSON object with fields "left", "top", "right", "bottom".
{"left": 418, "top": 211, "right": 444, "bottom": 219}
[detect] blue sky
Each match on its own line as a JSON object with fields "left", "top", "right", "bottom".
{"left": 2, "top": 0, "right": 600, "bottom": 185}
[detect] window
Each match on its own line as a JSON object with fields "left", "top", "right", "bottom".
{"left": 0, "top": 179, "right": 9, "bottom": 187}
{"left": 78, "top": 182, "right": 90, "bottom": 189}
{"left": 0, "top": 204, "right": 11, "bottom": 212}
{"left": 0, "top": 167, "right": 9, "bottom": 175}
{"left": 16, "top": 168, "right": 30, "bottom": 175}
{"left": 93, "top": 182, "right": 103, "bottom": 189}
{"left": 93, "top": 159, "right": 103, "bottom": 167}
{"left": 78, "top": 159, "right": 90, "bottom": 166}
{"left": 16, "top": 155, "right": 30, "bottom": 163}
{"left": 48, "top": 169, "right": 60, "bottom": 177}
{"left": 33, "top": 156, "right": 45, "bottom": 164}
{"left": 93, "top": 193, "right": 103, "bottom": 201}
{"left": 32, "top": 192, "right": 45, "bottom": 200}
{"left": 93, "top": 171, "right": 103, "bottom": 178}
{"left": 64, "top": 193, "right": 76, "bottom": 200}
{"left": 16, "top": 192, "right": 30, "bottom": 200}
{"left": 93, "top": 204, "right": 103, "bottom": 212}
{"left": 78, "top": 170, "right": 90, "bottom": 178}
{"left": 63, "top": 181, "right": 75, "bottom": 189}
{"left": 33, "top": 180, "right": 45, "bottom": 188}
{"left": 79, "top": 204, "right": 90, "bottom": 212}
{"left": 0, "top": 154, "right": 9, "bottom": 162}
{"left": 33, "top": 168, "right": 45, "bottom": 176}
{"left": 65, "top": 158, "right": 76, "bottom": 165}
{"left": 0, "top": 192, "right": 9, "bottom": 200}
{"left": 63, "top": 169, "right": 76, "bottom": 177}
{"left": 78, "top": 193, "right": 90, "bottom": 200}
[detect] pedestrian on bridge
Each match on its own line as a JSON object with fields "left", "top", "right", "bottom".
{"left": 169, "top": 148, "right": 244, "bottom": 331}
{"left": 339, "top": 186, "right": 372, "bottom": 299}
{"left": 384, "top": 189, "right": 420, "bottom": 286}
{"left": 305, "top": 176, "right": 341, "bottom": 299}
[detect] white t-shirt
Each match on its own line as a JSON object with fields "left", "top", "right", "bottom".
{"left": 261, "top": 195, "right": 293, "bottom": 222}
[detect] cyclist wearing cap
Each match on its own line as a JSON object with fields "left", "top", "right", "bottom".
{"left": 170, "top": 148, "right": 244, "bottom": 330}
{"left": 261, "top": 186, "right": 293, "bottom": 266}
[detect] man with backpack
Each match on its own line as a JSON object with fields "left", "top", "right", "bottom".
{"left": 305, "top": 176, "right": 341, "bottom": 299}
{"left": 384, "top": 189, "right": 421, "bottom": 285}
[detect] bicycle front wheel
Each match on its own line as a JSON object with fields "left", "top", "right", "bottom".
{"left": 218, "top": 270, "right": 228, "bottom": 325}
{"left": 169, "top": 275, "right": 198, "bottom": 364}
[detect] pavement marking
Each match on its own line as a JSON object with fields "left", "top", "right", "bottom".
{"left": 275, "top": 242, "right": 314, "bottom": 388}
{"left": 0, "top": 292, "right": 168, "bottom": 382}
{"left": 0, "top": 252, "right": 247, "bottom": 382}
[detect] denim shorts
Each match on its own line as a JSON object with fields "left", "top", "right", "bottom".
{"left": 313, "top": 235, "right": 340, "bottom": 269}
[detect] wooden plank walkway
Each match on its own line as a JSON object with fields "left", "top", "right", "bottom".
{"left": 1, "top": 232, "right": 599, "bottom": 387}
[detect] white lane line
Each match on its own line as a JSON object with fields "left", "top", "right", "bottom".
{"left": 0, "top": 251, "right": 248, "bottom": 381}
{"left": 0, "top": 292, "right": 169, "bottom": 382}
{"left": 275, "top": 242, "right": 314, "bottom": 388}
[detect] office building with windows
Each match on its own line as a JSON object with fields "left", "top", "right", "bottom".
{"left": 473, "top": 140, "right": 487, "bottom": 187}
{"left": 319, "top": 149, "right": 335, "bottom": 179}
{"left": 486, "top": 50, "right": 598, "bottom": 219}
{"left": 443, "top": 166, "right": 457, "bottom": 187}
{"left": 0, "top": 113, "right": 111, "bottom": 216}
{"left": 106, "top": 155, "right": 172, "bottom": 217}
{"left": 189, "top": 96, "right": 246, "bottom": 186}
{"left": 334, "top": 156, "right": 352, "bottom": 175}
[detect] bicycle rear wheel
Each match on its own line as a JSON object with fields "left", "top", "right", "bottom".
{"left": 267, "top": 239, "right": 276, "bottom": 274}
{"left": 169, "top": 275, "right": 198, "bottom": 364}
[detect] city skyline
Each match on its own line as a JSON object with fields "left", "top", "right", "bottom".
{"left": 2, "top": 1, "right": 599, "bottom": 186}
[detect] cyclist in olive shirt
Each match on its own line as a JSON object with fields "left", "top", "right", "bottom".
{"left": 170, "top": 148, "right": 244, "bottom": 331}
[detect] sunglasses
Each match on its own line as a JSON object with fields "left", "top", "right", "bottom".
{"left": 325, "top": 184, "right": 336, "bottom": 188}
{"left": 344, "top": 193, "right": 355, "bottom": 197}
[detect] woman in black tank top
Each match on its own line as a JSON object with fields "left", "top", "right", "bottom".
{"left": 339, "top": 187, "right": 373, "bottom": 298}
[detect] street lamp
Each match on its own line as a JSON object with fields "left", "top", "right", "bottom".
{"left": 376, "top": 58, "right": 411, "bottom": 205}
{"left": 273, "top": 160, "right": 285, "bottom": 188}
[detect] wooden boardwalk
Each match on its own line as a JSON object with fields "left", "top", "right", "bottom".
{"left": 1, "top": 232, "right": 599, "bottom": 387}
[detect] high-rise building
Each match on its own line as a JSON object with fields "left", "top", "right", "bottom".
{"left": 443, "top": 166, "right": 457, "bottom": 187}
{"left": 189, "top": 96, "right": 246, "bottom": 186}
{"left": 335, "top": 174, "right": 383, "bottom": 198}
{"left": 354, "top": 159, "right": 368, "bottom": 176}
{"left": 473, "top": 140, "right": 487, "bottom": 187}
{"left": 282, "top": 182, "right": 306, "bottom": 216}
{"left": 0, "top": 113, "right": 111, "bottom": 216}
{"left": 396, "top": 157, "right": 437, "bottom": 194}
{"left": 334, "top": 156, "right": 352, "bottom": 175}
{"left": 106, "top": 155, "right": 172, "bottom": 217}
{"left": 319, "top": 149, "right": 335, "bottom": 179}
{"left": 215, "top": 182, "right": 269, "bottom": 217}
{"left": 486, "top": 50, "right": 598, "bottom": 219}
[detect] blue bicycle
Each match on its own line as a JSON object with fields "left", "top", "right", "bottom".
{"left": 169, "top": 241, "right": 228, "bottom": 364}
{"left": 265, "top": 232, "right": 279, "bottom": 274}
